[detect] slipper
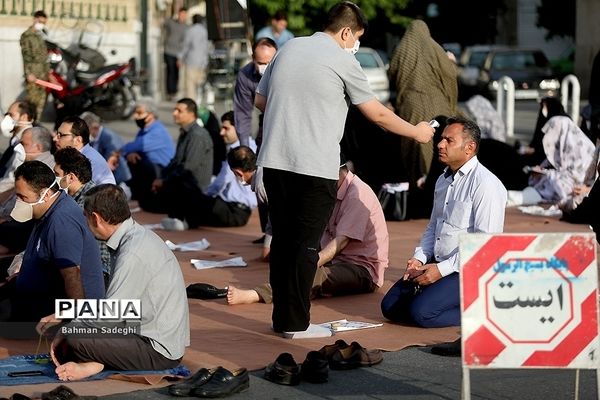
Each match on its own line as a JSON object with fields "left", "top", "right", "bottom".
{"left": 186, "top": 283, "right": 228, "bottom": 300}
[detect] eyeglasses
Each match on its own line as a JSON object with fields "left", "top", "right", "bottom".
{"left": 55, "top": 132, "right": 74, "bottom": 138}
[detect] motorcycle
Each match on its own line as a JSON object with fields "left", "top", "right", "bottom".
{"left": 41, "top": 40, "right": 137, "bottom": 123}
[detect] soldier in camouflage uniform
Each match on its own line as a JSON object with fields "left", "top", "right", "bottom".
{"left": 20, "top": 10, "right": 49, "bottom": 122}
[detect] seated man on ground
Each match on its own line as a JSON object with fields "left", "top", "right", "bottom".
{"left": 150, "top": 98, "right": 213, "bottom": 223}
{"left": 0, "top": 161, "right": 105, "bottom": 337}
{"left": 0, "top": 125, "right": 55, "bottom": 255}
{"left": 107, "top": 98, "right": 175, "bottom": 210}
{"left": 53, "top": 147, "right": 111, "bottom": 283}
{"left": 54, "top": 116, "right": 116, "bottom": 185}
{"left": 227, "top": 159, "right": 388, "bottom": 305}
{"left": 49, "top": 184, "right": 190, "bottom": 381}
{"left": 80, "top": 111, "right": 132, "bottom": 187}
{"left": 161, "top": 113, "right": 256, "bottom": 230}
{"left": 381, "top": 116, "right": 507, "bottom": 328}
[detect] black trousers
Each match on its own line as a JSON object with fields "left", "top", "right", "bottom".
{"left": 164, "top": 53, "right": 179, "bottom": 96}
{"left": 263, "top": 168, "right": 336, "bottom": 332}
{"left": 128, "top": 157, "right": 165, "bottom": 213}
{"left": 166, "top": 179, "right": 251, "bottom": 228}
{"left": 60, "top": 333, "right": 180, "bottom": 371}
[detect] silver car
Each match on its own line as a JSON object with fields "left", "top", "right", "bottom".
{"left": 355, "top": 47, "right": 390, "bottom": 103}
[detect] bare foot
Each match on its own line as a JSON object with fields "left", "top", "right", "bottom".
{"left": 56, "top": 361, "right": 104, "bottom": 381}
{"left": 227, "top": 285, "right": 260, "bottom": 305}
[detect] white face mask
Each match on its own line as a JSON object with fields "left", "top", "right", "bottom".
{"left": 34, "top": 22, "right": 45, "bottom": 31}
{"left": 1, "top": 115, "right": 15, "bottom": 138}
{"left": 344, "top": 31, "right": 360, "bottom": 55}
{"left": 541, "top": 106, "right": 548, "bottom": 118}
{"left": 10, "top": 185, "right": 58, "bottom": 222}
{"left": 257, "top": 64, "right": 268, "bottom": 76}
{"left": 56, "top": 175, "right": 70, "bottom": 192}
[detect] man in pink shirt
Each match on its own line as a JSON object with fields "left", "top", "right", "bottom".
{"left": 227, "top": 162, "right": 389, "bottom": 304}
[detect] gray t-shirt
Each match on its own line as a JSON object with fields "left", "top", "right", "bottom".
{"left": 256, "top": 32, "right": 374, "bottom": 180}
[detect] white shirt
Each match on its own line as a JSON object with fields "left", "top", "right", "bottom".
{"left": 414, "top": 156, "right": 507, "bottom": 277}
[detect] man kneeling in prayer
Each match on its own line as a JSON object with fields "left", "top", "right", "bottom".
{"left": 47, "top": 184, "right": 189, "bottom": 381}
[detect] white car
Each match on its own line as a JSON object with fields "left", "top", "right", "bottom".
{"left": 355, "top": 47, "right": 390, "bottom": 103}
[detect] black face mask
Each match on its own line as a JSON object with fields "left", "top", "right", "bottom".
{"left": 135, "top": 117, "right": 146, "bottom": 129}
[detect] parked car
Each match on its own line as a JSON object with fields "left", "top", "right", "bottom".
{"left": 476, "top": 48, "right": 560, "bottom": 100}
{"left": 355, "top": 47, "right": 390, "bottom": 103}
{"left": 457, "top": 45, "right": 507, "bottom": 100}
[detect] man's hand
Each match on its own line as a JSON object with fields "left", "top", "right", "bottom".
{"left": 414, "top": 121, "right": 435, "bottom": 144}
{"left": 26, "top": 73, "right": 37, "bottom": 83}
{"left": 107, "top": 153, "right": 120, "bottom": 171}
{"left": 573, "top": 184, "right": 591, "bottom": 197}
{"left": 413, "top": 264, "right": 443, "bottom": 286}
{"left": 50, "top": 334, "right": 64, "bottom": 367}
{"left": 403, "top": 257, "right": 424, "bottom": 280}
{"left": 126, "top": 152, "right": 142, "bottom": 165}
{"left": 151, "top": 178, "right": 164, "bottom": 193}
{"left": 37, "top": 314, "right": 61, "bottom": 336}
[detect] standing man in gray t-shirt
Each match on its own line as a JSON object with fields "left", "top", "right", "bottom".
{"left": 163, "top": 8, "right": 188, "bottom": 100}
{"left": 255, "top": 1, "right": 434, "bottom": 339}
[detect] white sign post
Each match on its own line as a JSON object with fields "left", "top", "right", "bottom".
{"left": 459, "top": 233, "right": 599, "bottom": 399}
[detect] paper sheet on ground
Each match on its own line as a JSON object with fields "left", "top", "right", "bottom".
{"left": 166, "top": 239, "right": 210, "bottom": 252}
{"left": 191, "top": 256, "right": 247, "bottom": 270}
{"left": 518, "top": 205, "right": 562, "bottom": 217}
{"left": 318, "top": 319, "right": 383, "bottom": 332}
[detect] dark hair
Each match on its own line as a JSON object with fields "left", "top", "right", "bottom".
{"left": 252, "top": 37, "right": 277, "bottom": 53}
{"left": 178, "top": 7, "right": 187, "bottom": 12}
{"left": 227, "top": 146, "right": 257, "bottom": 172}
{"left": 54, "top": 147, "right": 92, "bottom": 184}
{"left": 273, "top": 10, "right": 288, "bottom": 21}
{"left": 33, "top": 10, "right": 47, "bottom": 18}
{"left": 61, "top": 116, "right": 90, "bottom": 144}
{"left": 324, "top": 1, "right": 368, "bottom": 34}
{"left": 15, "top": 100, "right": 37, "bottom": 122}
{"left": 84, "top": 184, "right": 131, "bottom": 224}
{"left": 192, "top": 14, "right": 204, "bottom": 24}
{"left": 15, "top": 160, "right": 56, "bottom": 193}
{"left": 221, "top": 111, "right": 234, "bottom": 125}
{"left": 176, "top": 98, "right": 198, "bottom": 118}
{"left": 446, "top": 116, "right": 481, "bottom": 153}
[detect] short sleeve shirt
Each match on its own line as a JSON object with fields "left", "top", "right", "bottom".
{"left": 257, "top": 32, "right": 374, "bottom": 180}
{"left": 15, "top": 193, "right": 105, "bottom": 320}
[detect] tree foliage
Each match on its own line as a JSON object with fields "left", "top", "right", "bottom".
{"left": 536, "top": 0, "right": 575, "bottom": 40}
{"left": 248, "top": 0, "right": 413, "bottom": 38}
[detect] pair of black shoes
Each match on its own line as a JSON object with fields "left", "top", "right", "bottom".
{"left": 168, "top": 366, "right": 249, "bottom": 398}
{"left": 264, "top": 351, "right": 329, "bottom": 386}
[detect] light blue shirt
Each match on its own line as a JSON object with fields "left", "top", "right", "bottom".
{"left": 80, "top": 144, "right": 116, "bottom": 185}
{"left": 413, "top": 156, "right": 507, "bottom": 277}
{"left": 256, "top": 26, "right": 294, "bottom": 49}
{"left": 205, "top": 160, "right": 257, "bottom": 208}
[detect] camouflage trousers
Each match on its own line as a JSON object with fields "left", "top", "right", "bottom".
{"left": 25, "top": 81, "right": 47, "bottom": 122}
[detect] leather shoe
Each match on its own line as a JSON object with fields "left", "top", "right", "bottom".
{"left": 10, "top": 395, "right": 32, "bottom": 400}
{"left": 190, "top": 366, "right": 249, "bottom": 398}
{"left": 431, "top": 338, "right": 461, "bottom": 357}
{"left": 300, "top": 351, "right": 328, "bottom": 383}
{"left": 264, "top": 352, "right": 300, "bottom": 386}
{"left": 329, "top": 341, "right": 383, "bottom": 370}
{"left": 317, "top": 339, "right": 350, "bottom": 359}
{"left": 168, "top": 367, "right": 215, "bottom": 397}
{"left": 186, "top": 283, "right": 228, "bottom": 300}
{"left": 41, "top": 385, "right": 98, "bottom": 399}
